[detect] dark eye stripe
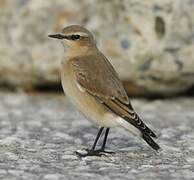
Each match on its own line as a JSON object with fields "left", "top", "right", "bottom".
{"left": 65, "top": 34, "right": 88, "bottom": 40}
{"left": 71, "top": 34, "right": 80, "bottom": 40}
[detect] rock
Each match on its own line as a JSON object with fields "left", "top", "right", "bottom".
{"left": 0, "top": 0, "right": 194, "bottom": 96}
{"left": 0, "top": 92, "right": 194, "bottom": 179}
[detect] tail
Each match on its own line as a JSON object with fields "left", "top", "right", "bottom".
{"left": 116, "top": 117, "right": 160, "bottom": 151}
{"left": 142, "top": 133, "right": 160, "bottom": 151}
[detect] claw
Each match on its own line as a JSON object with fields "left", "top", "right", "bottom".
{"left": 75, "top": 149, "right": 103, "bottom": 157}
{"left": 75, "top": 148, "right": 115, "bottom": 157}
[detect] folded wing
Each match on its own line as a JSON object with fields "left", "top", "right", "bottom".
{"left": 70, "top": 52, "right": 160, "bottom": 150}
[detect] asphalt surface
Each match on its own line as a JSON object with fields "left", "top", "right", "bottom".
{"left": 0, "top": 93, "right": 194, "bottom": 180}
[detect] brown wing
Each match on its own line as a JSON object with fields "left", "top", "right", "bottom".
{"left": 70, "top": 52, "right": 129, "bottom": 104}
{"left": 71, "top": 53, "right": 156, "bottom": 137}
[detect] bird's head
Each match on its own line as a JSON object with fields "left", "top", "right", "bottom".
{"left": 48, "top": 25, "right": 96, "bottom": 53}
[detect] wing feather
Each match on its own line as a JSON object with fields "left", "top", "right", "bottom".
{"left": 71, "top": 53, "right": 129, "bottom": 104}
{"left": 70, "top": 53, "right": 157, "bottom": 138}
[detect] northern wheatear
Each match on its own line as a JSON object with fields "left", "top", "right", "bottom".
{"left": 48, "top": 25, "right": 160, "bottom": 157}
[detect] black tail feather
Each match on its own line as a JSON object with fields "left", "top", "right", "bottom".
{"left": 142, "top": 134, "right": 160, "bottom": 151}
{"left": 123, "top": 116, "right": 157, "bottom": 138}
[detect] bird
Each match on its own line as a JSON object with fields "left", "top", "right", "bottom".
{"left": 48, "top": 25, "right": 160, "bottom": 157}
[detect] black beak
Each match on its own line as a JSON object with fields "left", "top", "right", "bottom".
{"left": 48, "top": 33, "right": 66, "bottom": 39}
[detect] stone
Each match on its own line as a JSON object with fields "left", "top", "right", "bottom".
{"left": 0, "top": 92, "right": 193, "bottom": 179}
{"left": 0, "top": 0, "right": 194, "bottom": 96}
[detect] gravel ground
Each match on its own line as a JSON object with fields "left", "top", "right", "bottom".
{"left": 0, "top": 92, "right": 194, "bottom": 180}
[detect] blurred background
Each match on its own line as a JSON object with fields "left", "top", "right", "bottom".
{"left": 1, "top": 0, "right": 194, "bottom": 97}
{"left": 0, "top": 1, "right": 194, "bottom": 180}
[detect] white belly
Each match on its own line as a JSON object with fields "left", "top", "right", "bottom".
{"left": 61, "top": 70, "right": 118, "bottom": 127}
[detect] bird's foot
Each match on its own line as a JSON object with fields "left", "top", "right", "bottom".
{"left": 76, "top": 149, "right": 104, "bottom": 157}
{"left": 76, "top": 148, "right": 115, "bottom": 157}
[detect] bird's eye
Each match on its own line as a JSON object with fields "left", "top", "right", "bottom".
{"left": 71, "top": 34, "right": 80, "bottom": 40}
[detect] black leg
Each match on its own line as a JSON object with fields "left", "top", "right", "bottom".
{"left": 76, "top": 127, "right": 104, "bottom": 157}
{"left": 91, "top": 127, "right": 104, "bottom": 150}
{"left": 101, "top": 128, "right": 110, "bottom": 150}
{"left": 99, "top": 128, "right": 115, "bottom": 154}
